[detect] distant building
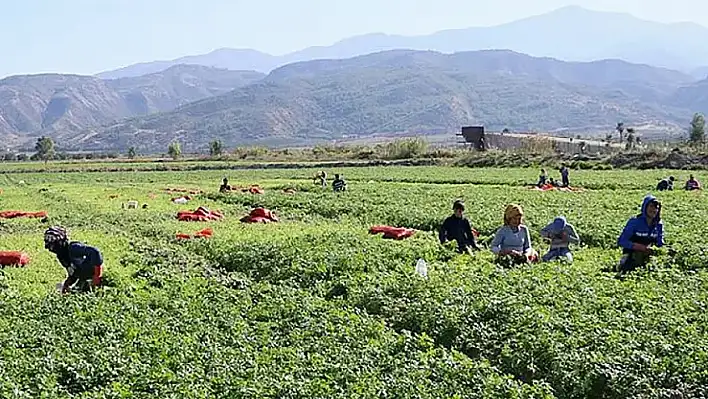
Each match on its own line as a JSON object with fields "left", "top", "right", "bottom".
{"left": 457, "top": 126, "right": 486, "bottom": 150}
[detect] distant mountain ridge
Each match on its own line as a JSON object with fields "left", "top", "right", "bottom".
{"left": 65, "top": 49, "right": 697, "bottom": 152}
{"left": 0, "top": 65, "right": 264, "bottom": 147}
{"left": 96, "top": 6, "right": 708, "bottom": 79}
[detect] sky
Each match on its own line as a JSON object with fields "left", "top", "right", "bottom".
{"left": 1, "top": 0, "right": 707, "bottom": 78}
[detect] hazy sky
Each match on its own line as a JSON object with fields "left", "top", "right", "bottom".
{"left": 1, "top": 0, "right": 706, "bottom": 77}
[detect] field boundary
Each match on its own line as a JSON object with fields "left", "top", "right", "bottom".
{"left": 0, "top": 158, "right": 441, "bottom": 174}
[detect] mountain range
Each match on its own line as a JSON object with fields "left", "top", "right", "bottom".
{"left": 96, "top": 6, "right": 708, "bottom": 80}
{"left": 59, "top": 50, "right": 706, "bottom": 152}
{"left": 4, "top": 6, "right": 708, "bottom": 152}
{"left": 0, "top": 65, "right": 263, "bottom": 148}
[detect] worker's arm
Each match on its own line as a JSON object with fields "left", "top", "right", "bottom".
{"left": 463, "top": 220, "right": 480, "bottom": 249}
{"left": 522, "top": 226, "right": 532, "bottom": 255}
{"left": 438, "top": 219, "right": 448, "bottom": 244}
{"left": 490, "top": 228, "right": 505, "bottom": 255}
{"left": 566, "top": 225, "right": 580, "bottom": 244}
{"left": 656, "top": 223, "right": 664, "bottom": 248}
{"left": 617, "top": 219, "right": 646, "bottom": 252}
{"left": 62, "top": 274, "right": 78, "bottom": 294}
{"left": 539, "top": 223, "right": 554, "bottom": 239}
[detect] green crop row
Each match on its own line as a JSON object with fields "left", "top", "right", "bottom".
{"left": 1, "top": 165, "right": 708, "bottom": 398}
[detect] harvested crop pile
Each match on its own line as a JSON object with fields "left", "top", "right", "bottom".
{"left": 0, "top": 210, "right": 48, "bottom": 219}
{"left": 240, "top": 207, "right": 279, "bottom": 223}
{"left": 165, "top": 188, "right": 203, "bottom": 195}
{"left": 0, "top": 251, "right": 30, "bottom": 267}
{"left": 177, "top": 206, "right": 224, "bottom": 221}
{"left": 176, "top": 227, "right": 214, "bottom": 240}
{"left": 369, "top": 225, "right": 416, "bottom": 240}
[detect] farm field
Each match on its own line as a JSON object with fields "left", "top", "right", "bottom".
{"left": 1, "top": 164, "right": 708, "bottom": 398}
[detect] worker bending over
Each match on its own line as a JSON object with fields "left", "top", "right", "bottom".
{"left": 540, "top": 216, "right": 580, "bottom": 262}
{"left": 44, "top": 226, "right": 104, "bottom": 293}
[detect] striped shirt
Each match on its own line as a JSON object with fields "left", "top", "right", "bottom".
{"left": 332, "top": 179, "right": 347, "bottom": 192}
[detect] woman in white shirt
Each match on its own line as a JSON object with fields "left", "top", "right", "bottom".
{"left": 490, "top": 204, "right": 539, "bottom": 264}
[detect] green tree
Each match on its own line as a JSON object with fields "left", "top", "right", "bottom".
{"left": 690, "top": 113, "right": 705, "bottom": 144}
{"left": 127, "top": 147, "right": 136, "bottom": 159}
{"left": 616, "top": 122, "right": 625, "bottom": 143}
{"left": 34, "top": 136, "right": 55, "bottom": 163}
{"left": 209, "top": 140, "right": 224, "bottom": 157}
{"left": 167, "top": 142, "right": 182, "bottom": 160}
{"left": 626, "top": 132, "right": 635, "bottom": 150}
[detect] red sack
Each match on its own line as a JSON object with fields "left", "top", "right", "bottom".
{"left": 240, "top": 207, "right": 279, "bottom": 223}
{"left": 0, "top": 210, "right": 48, "bottom": 219}
{"left": 369, "top": 225, "right": 416, "bottom": 240}
{"left": 177, "top": 227, "right": 214, "bottom": 240}
{"left": 177, "top": 206, "right": 224, "bottom": 222}
{"left": 194, "top": 228, "right": 213, "bottom": 238}
{"left": 251, "top": 207, "right": 269, "bottom": 218}
{"left": 0, "top": 251, "right": 30, "bottom": 266}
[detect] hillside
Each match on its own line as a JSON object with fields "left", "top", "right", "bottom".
{"left": 97, "top": 49, "right": 277, "bottom": 80}
{"left": 96, "top": 6, "right": 708, "bottom": 79}
{"left": 107, "top": 65, "right": 264, "bottom": 115}
{"left": 67, "top": 50, "right": 694, "bottom": 152}
{"left": 0, "top": 65, "right": 264, "bottom": 146}
{"left": 669, "top": 77, "right": 708, "bottom": 113}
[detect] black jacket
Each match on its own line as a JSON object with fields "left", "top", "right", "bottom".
{"left": 439, "top": 215, "right": 480, "bottom": 252}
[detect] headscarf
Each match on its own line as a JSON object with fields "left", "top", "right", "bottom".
{"left": 44, "top": 226, "right": 68, "bottom": 249}
{"left": 551, "top": 216, "right": 567, "bottom": 233}
{"left": 504, "top": 204, "right": 523, "bottom": 226}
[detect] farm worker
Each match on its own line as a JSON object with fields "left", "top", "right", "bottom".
{"left": 616, "top": 195, "right": 664, "bottom": 275}
{"left": 44, "top": 226, "right": 104, "bottom": 294}
{"left": 537, "top": 169, "right": 548, "bottom": 187}
{"left": 685, "top": 174, "right": 701, "bottom": 191}
{"left": 332, "top": 174, "right": 347, "bottom": 192}
{"left": 219, "top": 177, "right": 232, "bottom": 193}
{"left": 314, "top": 171, "right": 327, "bottom": 188}
{"left": 656, "top": 176, "right": 674, "bottom": 191}
{"left": 560, "top": 165, "right": 570, "bottom": 187}
{"left": 439, "top": 200, "right": 481, "bottom": 254}
{"left": 540, "top": 216, "right": 580, "bottom": 262}
{"left": 490, "top": 204, "right": 539, "bottom": 264}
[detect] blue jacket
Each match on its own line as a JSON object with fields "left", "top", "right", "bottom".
{"left": 540, "top": 216, "right": 580, "bottom": 249}
{"left": 57, "top": 242, "right": 104, "bottom": 279}
{"left": 617, "top": 195, "right": 664, "bottom": 253}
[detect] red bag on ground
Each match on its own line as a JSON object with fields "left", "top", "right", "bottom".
{"left": 0, "top": 210, "right": 48, "bottom": 219}
{"left": 369, "top": 225, "right": 416, "bottom": 240}
{"left": 245, "top": 186, "right": 264, "bottom": 194}
{"left": 177, "top": 206, "right": 224, "bottom": 221}
{"left": 177, "top": 227, "right": 214, "bottom": 240}
{"left": 245, "top": 216, "right": 270, "bottom": 223}
{"left": 0, "top": 251, "right": 30, "bottom": 266}
{"left": 240, "top": 207, "right": 279, "bottom": 223}
{"left": 194, "top": 228, "right": 213, "bottom": 238}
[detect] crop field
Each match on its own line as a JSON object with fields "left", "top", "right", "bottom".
{"left": 1, "top": 164, "right": 708, "bottom": 398}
